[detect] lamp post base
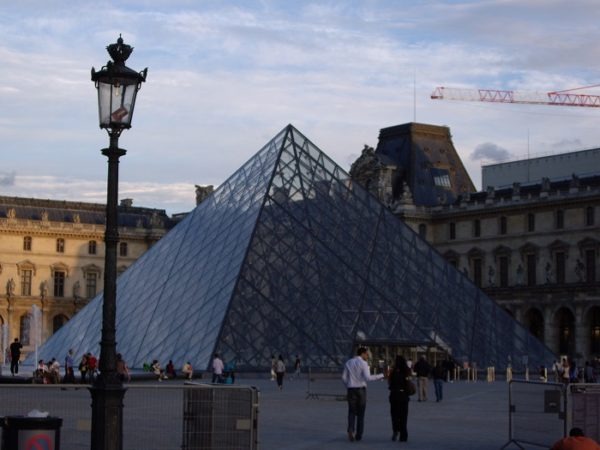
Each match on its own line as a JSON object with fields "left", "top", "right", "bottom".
{"left": 89, "top": 381, "right": 126, "bottom": 450}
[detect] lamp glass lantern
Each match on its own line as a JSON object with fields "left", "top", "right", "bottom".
{"left": 91, "top": 36, "right": 147, "bottom": 133}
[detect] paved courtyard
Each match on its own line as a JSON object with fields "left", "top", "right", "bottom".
{"left": 1, "top": 370, "right": 559, "bottom": 450}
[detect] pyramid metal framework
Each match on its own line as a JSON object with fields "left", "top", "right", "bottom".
{"left": 34, "top": 124, "right": 555, "bottom": 372}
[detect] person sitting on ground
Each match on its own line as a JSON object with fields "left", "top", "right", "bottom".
{"left": 49, "top": 358, "right": 61, "bottom": 384}
{"left": 34, "top": 359, "right": 49, "bottom": 383}
{"left": 551, "top": 427, "right": 600, "bottom": 450}
{"left": 182, "top": 361, "right": 193, "bottom": 380}
{"left": 87, "top": 353, "right": 98, "bottom": 382}
{"left": 166, "top": 360, "right": 177, "bottom": 379}
{"left": 116, "top": 353, "right": 131, "bottom": 382}
{"left": 151, "top": 359, "right": 167, "bottom": 381}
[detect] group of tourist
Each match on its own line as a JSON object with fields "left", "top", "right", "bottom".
{"left": 341, "top": 349, "right": 452, "bottom": 443}
{"left": 144, "top": 359, "right": 194, "bottom": 381}
{"left": 551, "top": 356, "right": 599, "bottom": 384}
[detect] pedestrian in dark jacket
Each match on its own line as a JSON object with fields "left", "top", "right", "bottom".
{"left": 388, "top": 355, "right": 411, "bottom": 442}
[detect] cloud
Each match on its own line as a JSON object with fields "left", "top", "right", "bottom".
{"left": 551, "top": 138, "right": 583, "bottom": 150}
{"left": 470, "top": 143, "right": 512, "bottom": 162}
{"left": 0, "top": 171, "right": 16, "bottom": 186}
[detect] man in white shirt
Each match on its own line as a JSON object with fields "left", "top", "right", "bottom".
{"left": 341, "top": 347, "right": 384, "bottom": 442}
{"left": 212, "top": 353, "right": 224, "bottom": 383}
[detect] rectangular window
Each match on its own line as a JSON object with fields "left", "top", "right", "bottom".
{"left": 119, "top": 242, "right": 128, "bottom": 257}
{"left": 472, "top": 258, "right": 482, "bottom": 287}
{"left": 526, "top": 254, "right": 536, "bottom": 286}
{"left": 88, "top": 240, "right": 97, "bottom": 255}
{"left": 53, "top": 271, "right": 65, "bottom": 297}
{"left": 473, "top": 219, "right": 481, "bottom": 238}
{"left": 86, "top": 272, "right": 97, "bottom": 299}
{"left": 499, "top": 216, "right": 507, "bottom": 235}
{"left": 555, "top": 210, "right": 564, "bottom": 229}
{"left": 555, "top": 252, "right": 566, "bottom": 284}
{"left": 449, "top": 222, "right": 456, "bottom": 240}
{"left": 527, "top": 213, "right": 535, "bottom": 232}
{"left": 56, "top": 238, "right": 65, "bottom": 253}
{"left": 23, "top": 236, "right": 32, "bottom": 251}
{"left": 586, "top": 206, "right": 595, "bottom": 226}
{"left": 586, "top": 249, "right": 597, "bottom": 283}
{"left": 21, "top": 269, "right": 32, "bottom": 296}
{"left": 499, "top": 256, "right": 509, "bottom": 287}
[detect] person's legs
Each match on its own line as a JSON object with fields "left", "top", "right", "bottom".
{"left": 346, "top": 389, "right": 359, "bottom": 440}
{"left": 434, "top": 379, "right": 443, "bottom": 401}
{"left": 399, "top": 400, "right": 409, "bottom": 441}
{"left": 390, "top": 395, "right": 401, "bottom": 440}
{"left": 355, "top": 388, "right": 367, "bottom": 440}
{"left": 418, "top": 377, "right": 427, "bottom": 401}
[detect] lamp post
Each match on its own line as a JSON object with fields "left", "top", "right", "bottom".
{"left": 90, "top": 35, "right": 147, "bottom": 450}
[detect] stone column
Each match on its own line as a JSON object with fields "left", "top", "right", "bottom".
{"left": 543, "top": 308, "right": 556, "bottom": 354}
{"left": 575, "top": 304, "right": 587, "bottom": 359}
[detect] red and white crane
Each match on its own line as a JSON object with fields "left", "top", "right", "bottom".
{"left": 431, "top": 84, "right": 600, "bottom": 108}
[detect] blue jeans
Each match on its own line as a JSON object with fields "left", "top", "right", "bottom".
{"left": 434, "top": 379, "right": 444, "bottom": 401}
{"left": 347, "top": 387, "right": 367, "bottom": 438}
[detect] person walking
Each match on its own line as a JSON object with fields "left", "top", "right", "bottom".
{"left": 551, "top": 427, "right": 600, "bottom": 450}
{"left": 388, "top": 355, "right": 412, "bottom": 442}
{"left": 413, "top": 355, "right": 431, "bottom": 402}
{"left": 341, "top": 347, "right": 384, "bottom": 442}
{"left": 293, "top": 355, "right": 301, "bottom": 379}
{"left": 275, "top": 355, "right": 286, "bottom": 390}
{"left": 212, "top": 353, "right": 224, "bottom": 383}
{"left": 9, "top": 338, "right": 22, "bottom": 375}
{"left": 432, "top": 361, "right": 446, "bottom": 402}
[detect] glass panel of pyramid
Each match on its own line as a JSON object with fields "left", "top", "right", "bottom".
{"left": 33, "top": 124, "right": 555, "bottom": 372}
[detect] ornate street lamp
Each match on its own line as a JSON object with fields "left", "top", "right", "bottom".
{"left": 90, "top": 35, "right": 147, "bottom": 450}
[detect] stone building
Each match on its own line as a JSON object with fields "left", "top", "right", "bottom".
{"left": 350, "top": 122, "right": 600, "bottom": 361}
{"left": 0, "top": 196, "right": 173, "bottom": 358}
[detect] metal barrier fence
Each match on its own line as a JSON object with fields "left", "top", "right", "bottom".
{"left": 502, "top": 380, "right": 566, "bottom": 449}
{"left": 0, "top": 383, "right": 259, "bottom": 450}
{"left": 568, "top": 383, "right": 600, "bottom": 444}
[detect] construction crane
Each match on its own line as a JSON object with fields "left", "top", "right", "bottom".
{"left": 431, "top": 85, "right": 600, "bottom": 108}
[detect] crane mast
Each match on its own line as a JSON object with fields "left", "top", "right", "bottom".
{"left": 431, "top": 86, "right": 600, "bottom": 108}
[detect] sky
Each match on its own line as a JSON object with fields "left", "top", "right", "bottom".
{"left": 2, "top": 0, "right": 600, "bottom": 215}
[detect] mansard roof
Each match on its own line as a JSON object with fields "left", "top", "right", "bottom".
{"left": 0, "top": 196, "right": 174, "bottom": 229}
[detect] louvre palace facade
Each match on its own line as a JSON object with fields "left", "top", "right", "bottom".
{"left": 350, "top": 122, "right": 600, "bottom": 362}
{"left": 0, "top": 197, "right": 173, "bottom": 358}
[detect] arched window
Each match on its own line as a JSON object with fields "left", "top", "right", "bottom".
{"left": 53, "top": 314, "right": 69, "bottom": 333}
{"left": 556, "top": 308, "right": 575, "bottom": 355}
{"left": 525, "top": 309, "right": 544, "bottom": 341}
{"left": 19, "top": 314, "right": 31, "bottom": 346}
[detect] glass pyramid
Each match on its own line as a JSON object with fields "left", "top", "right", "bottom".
{"left": 33, "top": 124, "right": 555, "bottom": 372}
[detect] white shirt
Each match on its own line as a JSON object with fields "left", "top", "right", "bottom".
{"left": 342, "top": 356, "right": 384, "bottom": 388}
{"left": 213, "top": 357, "right": 224, "bottom": 375}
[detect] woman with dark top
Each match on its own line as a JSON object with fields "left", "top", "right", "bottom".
{"left": 388, "top": 355, "right": 411, "bottom": 442}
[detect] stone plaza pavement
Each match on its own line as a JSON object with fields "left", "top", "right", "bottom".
{"left": 2, "top": 369, "right": 552, "bottom": 450}
{"left": 252, "top": 374, "right": 545, "bottom": 450}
